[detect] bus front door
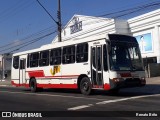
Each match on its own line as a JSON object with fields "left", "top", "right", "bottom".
{"left": 91, "top": 46, "right": 103, "bottom": 88}
{"left": 19, "top": 59, "right": 26, "bottom": 85}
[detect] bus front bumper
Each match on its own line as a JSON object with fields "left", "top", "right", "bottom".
{"left": 109, "top": 77, "right": 146, "bottom": 89}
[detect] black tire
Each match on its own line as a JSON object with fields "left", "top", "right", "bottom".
{"left": 80, "top": 77, "right": 92, "bottom": 95}
{"left": 30, "top": 78, "right": 38, "bottom": 92}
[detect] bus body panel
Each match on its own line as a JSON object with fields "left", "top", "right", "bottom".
{"left": 11, "top": 34, "right": 146, "bottom": 93}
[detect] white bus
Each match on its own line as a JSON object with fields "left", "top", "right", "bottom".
{"left": 11, "top": 34, "right": 146, "bottom": 95}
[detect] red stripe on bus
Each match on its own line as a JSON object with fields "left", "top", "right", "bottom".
{"left": 12, "top": 80, "right": 110, "bottom": 90}
{"left": 26, "top": 70, "right": 79, "bottom": 78}
{"left": 37, "top": 84, "right": 78, "bottom": 89}
{"left": 44, "top": 75, "right": 79, "bottom": 78}
{"left": 11, "top": 80, "right": 77, "bottom": 89}
{"left": 27, "top": 70, "right": 45, "bottom": 78}
{"left": 11, "top": 81, "right": 29, "bottom": 88}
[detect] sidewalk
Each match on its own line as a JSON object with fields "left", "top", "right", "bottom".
{"left": 146, "top": 77, "right": 160, "bottom": 84}
{"left": 0, "top": 79, "right": 12, "bottom": 86}
{"left": 120, "top": 77, "right": 160, "bottom": 94}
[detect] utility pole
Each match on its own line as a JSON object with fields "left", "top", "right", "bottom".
{"left": 57, "top": 0, "right": 62, "bottom": 42}
{"left": 36, "top": 0, "right": 62, "bottom": 42}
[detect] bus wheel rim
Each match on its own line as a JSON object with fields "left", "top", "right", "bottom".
{"left": 82, "top": 81, "right": 89, "bottom": 91}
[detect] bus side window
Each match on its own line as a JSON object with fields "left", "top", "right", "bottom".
{"left": 13, "top": 56, "right": 19, "bottom": 69}
{"left": 62, "top": 45, "right": 75, "bottom": 64}
{"left": 70, "top": 46, "right": 75, "bottom": 63}
{"left": 39, "top": 50, "right": 49, "bottom": 66}
{"left": 30, "top": 52, "right": 39, "bottom": 67}
{"left": 103, "top": 45, "right": 108, "bottom": 71}
{"left": 62, "top": 47, "right": 67, "bottom": 64}
{"left": 76, "top": 43, "right": 88, "bottom": 63}
{"left": 50, "top": 48, "right": 61, "bottom": 65}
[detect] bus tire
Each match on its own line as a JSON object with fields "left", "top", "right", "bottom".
{"left": 80, "top": 77, "right": 92, "bottom": 95}
{"left": 30, "top": 78, "right": 38, "bottom": 92}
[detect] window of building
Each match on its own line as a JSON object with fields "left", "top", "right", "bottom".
{"left": 50, "top": 48, "right": 61, "bottom": 65}
{"left": 39, "top": 50, "right": 49, "bottom": 66}
{"left": 13, "top": 56, "right": 19, "bottom": 69}
{"left": 62, "top": 45, "right": 75, "bottom": 64}
{"left": 76, "top": 43, "right": 88, "bottom": 63}
{"left": 30, "top": 52, "right": 39, "bottom": 67}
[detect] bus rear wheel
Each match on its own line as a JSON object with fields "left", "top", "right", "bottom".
{"left": 80, "top": 77, "right": 92, "bottom": 95}
{"left": 30, "top": 78, "right": 38, "bottom": 92}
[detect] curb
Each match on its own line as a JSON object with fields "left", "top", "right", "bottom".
{"left": 0, "top": 85, "right": 8, "bottom": 87}
{"left": 0, "top": 85, "right": 14, "bottom": 87}
{"left": 0, "top": 81, "right": 12, "bottom": 87}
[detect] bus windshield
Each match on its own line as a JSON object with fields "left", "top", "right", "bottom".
{"left": 109, "top": 42, "right": 143, "bottom": 71}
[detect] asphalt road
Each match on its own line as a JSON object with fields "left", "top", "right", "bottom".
{"left": 0, "top": 84, "right": 160, "bottom": 120}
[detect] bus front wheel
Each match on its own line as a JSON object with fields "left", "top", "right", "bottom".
{"left": 80, "top": 77, "right": 92, "bottom": 95}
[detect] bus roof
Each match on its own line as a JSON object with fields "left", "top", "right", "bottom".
{"left": 13, "top": 34, "right": 108, "bottom": 56}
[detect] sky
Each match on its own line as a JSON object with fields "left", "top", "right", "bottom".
{"left": 0, "top": 0, "right": 160, "bottom": 54}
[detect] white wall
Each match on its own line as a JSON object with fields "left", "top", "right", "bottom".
{"left": 128, "top": 9, "right": 160, "bottom": 63}
{"left": 51, "top": 9, "right": 160, "bottom": 63}
{"left": 52, "top": 15, "right": 131, "bottom": 43}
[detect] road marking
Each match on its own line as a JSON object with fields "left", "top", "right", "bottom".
{"left": 67, "top": 94, "right": 160, "bottom": 110}
{"left": 1, "top": 90, "right": 160, "bottom": 111}
{"left": 96, "top": 94, "right": 160, "bottom": 105}
{"left": 0, "top": 90, "right": 106, "bottom": 101}
{"left": 68, "top": 104, "right": 93, "bottom": 111}
{"left": 96, "top": 98, "right": 131, "bottom": 104}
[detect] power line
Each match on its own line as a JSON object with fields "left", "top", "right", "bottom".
{"left": 0, "top": 26, "right": 55, "bottom": 49}
{"left": 0, "top": 0, "right": 159, "bottom": 53}
{"left": 36, "top": 0, "right": 58, "bottom": 25}
{"left": 114, "top": 2, "right": 160, "bottom": 18}
{"left": 60, "top": 1, "right": 160, "bottom": 29}
{"left": 99, "top": 1, "right": 160, "bottom": 18}
{"left": 56, "top": 1, "right": 160, "bottom": 41}
{"left": 0, "top": 0, "right": 22, "bottom": 15}
{"left": 36, "top": 0, "right": 62, "bottom": 42}
{"left": 0, "top": 1, "right": 35, "bottom": 23}
{"left": 1, "top": 31, "right": 56, "bottom": 54}
{"left": 9, "top": 31, "right": 56, "bottom": 53}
